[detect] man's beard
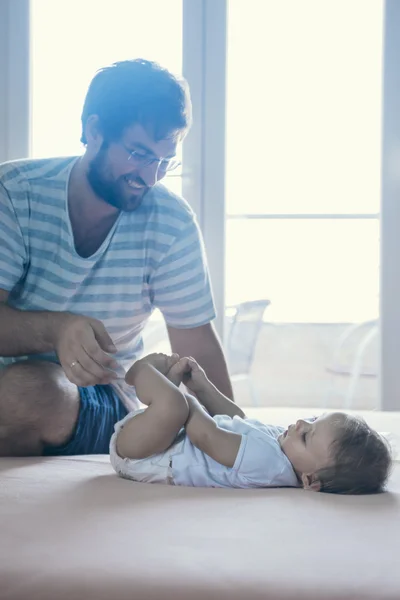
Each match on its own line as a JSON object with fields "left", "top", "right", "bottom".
{"left": 86, "top": 144, "right": 148, "bottom": 212}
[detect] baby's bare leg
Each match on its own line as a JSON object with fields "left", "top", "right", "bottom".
{"left": 116, "top": 362, "right": 189, "bottom": 460}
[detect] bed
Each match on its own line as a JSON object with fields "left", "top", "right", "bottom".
{"left": 1, "top": 408, "right": 400, "bottom": 600}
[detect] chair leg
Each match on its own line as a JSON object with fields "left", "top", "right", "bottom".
{"left": 330, "top": 319, "right": 377, "bottom": 375}
{"left": 345, "top": 325, "right": 378, "bottom": 409}
{"left": 249, "top": 378, "right": 259, "bottom": 407}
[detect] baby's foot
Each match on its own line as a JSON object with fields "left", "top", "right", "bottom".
{"left": 126, "top": 353, "right": 180, "bottom": 385}
{"left": 166, "top": 356, "right": 191, "bottom": 387}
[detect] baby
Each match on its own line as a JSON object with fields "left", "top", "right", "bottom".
{"left": 110, "top": 353, "right": 392, "bottom": 494}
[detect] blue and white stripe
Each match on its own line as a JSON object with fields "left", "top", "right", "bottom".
{"left": 0, "top": 157, "right": 216, "bottom": 408}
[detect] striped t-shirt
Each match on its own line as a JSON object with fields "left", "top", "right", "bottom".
{"left": 0, "top": 157, "right": 216, "bottom": 409}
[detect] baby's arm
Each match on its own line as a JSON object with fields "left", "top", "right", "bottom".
{"left": 116, "top": 354, "right": 189, "bottom": 460}
{"left": 185, "top": 395, "right": 242, "bottom": 468}
{"left": 176, "top": 357, "right": 246, "bottom": 419}
{"left": 194, "top": 378, "right": 246, "bottom": 419}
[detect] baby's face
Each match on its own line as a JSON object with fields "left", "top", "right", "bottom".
{"left": 278, "top": 413, "right": 346, "bottom": 479}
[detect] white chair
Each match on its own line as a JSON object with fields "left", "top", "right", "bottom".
{"left": 326, "top": 319, "right": 378, "bottom": 408}
{"left": 225, "top": 299, "right": 271, "bottom": 406}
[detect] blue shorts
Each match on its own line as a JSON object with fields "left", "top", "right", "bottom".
{"left": 43, "top": 385, "right": 128, "bottom": 456}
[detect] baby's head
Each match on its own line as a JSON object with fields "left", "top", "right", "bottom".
{"left": 279, "top": 413, "right": 392, "bottom": 494}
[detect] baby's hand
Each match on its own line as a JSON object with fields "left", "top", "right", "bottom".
{"left": 164, "top": 356, "right": 208, "bottom": 391}
{"left": 181, "top": 357, "right": 209, "bottom": 394}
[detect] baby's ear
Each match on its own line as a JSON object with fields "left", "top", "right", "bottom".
{"left": 301, "top": 472, "right": 321, "bottom": 492}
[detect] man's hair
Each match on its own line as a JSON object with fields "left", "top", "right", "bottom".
{"left": 316, "top": 416, "right": 392, "bottom": 495}
{"left": 80, "top": 58, "right": 192, "bottom": 144}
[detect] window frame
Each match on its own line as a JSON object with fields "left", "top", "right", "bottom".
{"left": 1, "top": 0, "right": 399, "bottom": 409}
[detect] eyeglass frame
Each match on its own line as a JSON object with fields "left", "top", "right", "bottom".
{"left": 120, "top": 142, "right": 181, "bottom": 173}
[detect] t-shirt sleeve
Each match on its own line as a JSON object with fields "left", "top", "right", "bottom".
{"left": 231, "top": 430, "right": 298, "bottom": 488}
{"left": 0, "top": 182, "right": 27, "bottom": 292}
{"left": 150, "top": 216, "right": 216, "bottom": 328}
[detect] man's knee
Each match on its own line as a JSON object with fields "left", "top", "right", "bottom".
{"left": 0, "top": 360, "right": 73, "bottom": 412}
{"left": 0, "top": 361, "right": 80, "bottom": 455}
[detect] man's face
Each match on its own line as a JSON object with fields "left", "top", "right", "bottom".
{"left": 87, "top": 123, "right": 179, "bottom": 212}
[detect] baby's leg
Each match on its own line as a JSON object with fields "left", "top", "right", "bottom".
{"left": 116, "top": 362, "right": 189, "bottom": 460}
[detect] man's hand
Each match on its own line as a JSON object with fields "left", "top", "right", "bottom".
{"left": 54, "top": 313, "right": 119, "bottom": 387}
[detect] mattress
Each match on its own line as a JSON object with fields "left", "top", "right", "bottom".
{"left": 1, "top": 408, "right": 399, "bottom": 600}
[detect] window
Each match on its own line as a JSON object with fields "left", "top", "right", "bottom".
{"left": 225, "top": 0, "right": 383, "bottom": 407}
{"left": 30, "top": 0, "right": 183, "bottom": 195}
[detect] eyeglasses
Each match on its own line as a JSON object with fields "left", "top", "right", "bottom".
{"left": 122, "top": 144, "right": 181, "bottom": 173}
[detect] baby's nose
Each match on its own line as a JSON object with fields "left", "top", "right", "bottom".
{"left": 295, "top": 419, "right": 309, "bottom": 432}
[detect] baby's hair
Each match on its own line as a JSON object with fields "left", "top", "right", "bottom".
{"left": 315, "top": 416, "right": 392, "bottom": 495}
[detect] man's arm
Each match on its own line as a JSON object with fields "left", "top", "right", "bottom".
{"left": 0, "top": 184, "right": 75, "bottom": 358}
{"left": 0, "top": 289, "right": 60, "bottom": 355}
{"left": 0, "top": 183, "right": 116, "bottom": 385}
{"left": 167, "top": 322, "right": 234, "bottom": 400}
{"left": 185, "top": 395, "right": 242, "bottom": 468}
{"left": 0, "top": 289, "right": 118, "bottom": 386}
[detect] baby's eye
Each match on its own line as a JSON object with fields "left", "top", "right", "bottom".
{"left": 305, "top": 416, "right": 317, "bottom": 423}
{"left": 302, "top": 432, "right": 307, "bottom": 444}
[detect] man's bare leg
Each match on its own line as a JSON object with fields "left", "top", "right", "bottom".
{"left": 0, "top": 361, "right": 80, "bottom": 456}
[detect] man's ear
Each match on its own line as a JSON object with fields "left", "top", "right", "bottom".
{"left": 84, "top": 115, "right": 103, "bottom": 151}
{"left": 301, "top": 472, "right": 321, "bottom": 492}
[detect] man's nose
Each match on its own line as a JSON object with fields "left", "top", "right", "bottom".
{"left": 138, "top": 161, "right": 162, "bottom": 187}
